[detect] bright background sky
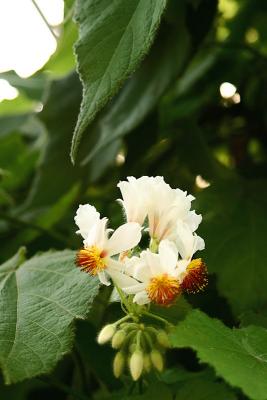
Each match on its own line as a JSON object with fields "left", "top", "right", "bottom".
{"left": 0, "top": 0, "right": 64, "bottom": 100}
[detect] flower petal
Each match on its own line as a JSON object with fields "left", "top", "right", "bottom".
{"left": 133, "top": 291, "right": 150, "bottom": 305}
{"left": 107, "top": 222, "right": 142, "bottom": 256}
{"left": 158, "top": 240, "right": 178, "bottom": 272}
{"left": 108, "top": 270, "right": 140, "bottom": 289}
{"left": 98, "top": 271, "right": 110, "bottom": 286}
{"left": 74, "top": 204, "right": 100, "bottom": 239}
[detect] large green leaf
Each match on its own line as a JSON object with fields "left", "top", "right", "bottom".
{"left": 0, "top": 248, "right": 99, "bottom": 384}
{"left": 175, "top": 378, "right": 237, "bottom": 400}
{"left": 71, "top": 0, "right": 167, "bottom": 162}
{"left": 171, "top": 309, "right": 267, "bottom": 400}
{"left": 20, "top": 72, "right": 83, "bottom": 211}
{"left": 81, "top": 20, "right": 190, "bottom": 165}
{"left": 195, "top": 178, "right": 267, "bottom": 315}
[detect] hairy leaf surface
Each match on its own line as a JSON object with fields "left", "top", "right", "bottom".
{"left": 0, "top": 248, "right": 99, "bottom": 384}
{"left": 171, "top": 309, "right": 267, "bottom": 400}
{"left": 71, "top": 0, "right": 167, "bottom": 161}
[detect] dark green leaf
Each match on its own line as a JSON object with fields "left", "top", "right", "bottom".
{"left": 71, "top": 0, "right": 167, "bottom": 162}
{"left": 196, "top": 178, "right": 267, "bottom": 315}
{"left": 81, "top": 20, "right": 190, "bottom": 165}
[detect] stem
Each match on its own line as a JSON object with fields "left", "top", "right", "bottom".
{"left": 32, "top": 0, "right": 58, "bottom": 41}
{"left": 142, "top": 311, "right": 172, "bottom": 327}
{"left": 114, "top": 282, "right": 133, "bottom": 314}
{"left": 114, "top": 314, "right": 132, "bottom": 326}
{"left": 149, "top": 238, "right": 159, "bottom": 253}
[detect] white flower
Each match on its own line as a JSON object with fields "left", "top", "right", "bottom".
{"left": 75, "top": 204, "right": 142, "bottom": 286}
{"left": 175, "top": 222, "right": 207, "bottom": 293}
{"left": 74, "top": 204, "right": 101, "bottom": 239}
{"left": 117, "top": 176, "right": 149, "bottom": 225}
{"left": 117, "top": 176, "right": 201, "bottom": 242}
{"left": 114, "top": 240, "right": 181, "bottom": 306}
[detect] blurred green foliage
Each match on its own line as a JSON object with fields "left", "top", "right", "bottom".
{"left": 1, "top": 0, "right": 267, "bottom": 399}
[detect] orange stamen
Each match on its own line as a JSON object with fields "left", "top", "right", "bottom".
{"left": 76, "top": 246, "right": 107, "bottom": 275}
{"left": 147, "top": 273, "right": 180, "bottom": 306}
{"left": 181, "top": 258, "right": 208, "bottom": 294}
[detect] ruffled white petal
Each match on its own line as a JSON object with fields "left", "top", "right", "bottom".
{"left": 84, "top": 218, "right": 108, "bottom": 249}
{"left": 107, "top": 222, "right": 142, "bottom": 256}
{"left": 74, "top": 204, "right": 100, "bottom": 239}
{"left": 185, "top": 210, "right": 202, "bottom": 232}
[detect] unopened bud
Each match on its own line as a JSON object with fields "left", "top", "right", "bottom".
{"left": 129, "top": 343, "right": 137, "bottom": 353}
{"left": 112, "top": 329, "right": 126, "bottom": 349}
{"left": 113, "top": 352, "right": 125, "bottom": 378}
{"left": 150, "top": 349, "right": 164, "bottom": 372}
{"left": 157, "top": 330, "right": 170, "bottom": 348}
{"left": 97, "top": 324, "right": 116, "bottom": 345}
{"left": 143, "top": 354, "right": 151, "bottom": 373}
{"left": 130, "top": 350, "right": 143, "bottom": 381}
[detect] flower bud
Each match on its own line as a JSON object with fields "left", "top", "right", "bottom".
{"left": 130, "top": 350, "right": 144, "bottom": 381}
{"left": 150, "top": 349, "right": 164, "bottom": 372}
{"left": 129, "top": 343, "right": 137, "bottom": 353}
{"left": 112, "top": 329, "right": 126, "bottom": 349}
{"left": 97, "top": 324, "right": 116, "bottom": 345}
{"left": 157, "top": 330, "right": 170, "bottom": 348}
{"left": 143, "top": 354, "right": 151, "bottom": 373}
{"left": 113, "top": 352, "right": 125, "bottom": 378}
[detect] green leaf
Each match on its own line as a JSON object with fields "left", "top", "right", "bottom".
{"left": 0, "top": 248, "right": 99, "bottom": 384}
{"left": 81, "top": 20, "right": 190, "bottom": 165}
{"left": 171, "top": 309, "right": 267, "bottom": 400}
{"left": 0, "top": 71, "right": 47, "bottom": 101}
{"left": 175, "top": 378, "right": 237, "bottom": 400}
{"left": 71, "top": 0, "right": 167, "bottom": 162}
{"left": 195, "top": 178, "right": 267, "bottom": 315}
{"left": 44, "top": 21, "right": 77, "bottom": 77}
{"left": 21, "top": 72, "right": 83, "bottom": 211}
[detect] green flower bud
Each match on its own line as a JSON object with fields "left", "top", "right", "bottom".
{"left": 97, "top": 324, "right": 116, "bottom": 345}
{"left": 129, "top": 343, "right": 137, "bottom": 353}
{"left": 130, "top": 350, "right": 144, "bottom": 381}
{"left": 113, "top": 352, "right": 125, "bottom": 378}
{"left": 143, "top": 354, "right": 151, "bottom": 373}
{"left": 112, "top": 329, "right": 126, "bottom": 349}
{"left": 157, "top": 330, "right": 170, "bottom": 348}
{"left": 150, "top": 349, "right": 164, "bottom": 372}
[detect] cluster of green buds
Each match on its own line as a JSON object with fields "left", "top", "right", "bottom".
{"left": 97, "top": 317, "right": 170, "bottom": 381}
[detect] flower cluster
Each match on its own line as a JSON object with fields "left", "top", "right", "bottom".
{"left": 74, "top": 176, "right": 208, "bottom": 380}
{"left": 75, "top": 176, "right": 207, "bottom": 306}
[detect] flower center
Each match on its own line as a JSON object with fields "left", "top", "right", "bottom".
{"left": 181, "top": 258, "right": 208, "bottom": 293}
{"left": 147, "top": 273, "right": 180, "bottom": 306}
{"left": 76, "top": 246, "right": 107, "bottom": 275}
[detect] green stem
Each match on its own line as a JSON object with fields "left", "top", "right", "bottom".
{"left": 32, "top": 0, "right": 58, "bottom": 41}
{"left": 149, "top": 238, "right": 159, "bottom": 253}
{"left": 142, "top": 311, "right": 172, "bottom": 327}
{"left": 114, "top": 282, "right": 133, "bottom": 314}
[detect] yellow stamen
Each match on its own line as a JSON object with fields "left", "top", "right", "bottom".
{"left": 147, "top": 273, "right": 180, "bottom": 306}
{"left": 181, "top": 258, "right": 208, "bottom": 294}
{"left": 76, "top": 246, "right": 107, "bottom": 275}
